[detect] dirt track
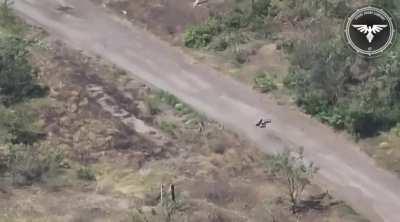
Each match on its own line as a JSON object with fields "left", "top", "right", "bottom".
{"left": 13, "top": 0, "right": 400, "bottom": 221}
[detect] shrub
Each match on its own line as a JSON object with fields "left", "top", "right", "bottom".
{"left": 266, "top": 149, "right": 318, "bottom": 214}
{"left": 145, "top": 95, "right": 161, "bottom": 115}
{"left": 222, "top": 9, "right": 249, "bottom": 31}
{"left": 184, "top": 17, "right": 221, "bottom": 49}
{"left": 7, "top": 144, "right": 64, "bottom": 186}
{"left": 208, "top": 36, "right": 228, "bottom": 51}
{"left": 77, "top": 167, "right": 96, "bottom": 181}
{"left": 184, "top": 0, "right": 272, "bottom": 51}
{"left": 0, "top": 36, "right": 47, "bottom": 106}
{"left": 158, "top": 91, "right": 180, "bottom": 106}
{"left": 252, "top": 0, "right": 272, "bottom": 17}
{"left": 253, "top": 72, "right": 277, "bottom": 93}
{"left": 160, "top": 121, "right": 177, "bottom": 136}
{"left": 0, "top": 105, "right": 44, "bottom": 145}
{"left": 0, "top": 0, "right": 21, "bottom": 33}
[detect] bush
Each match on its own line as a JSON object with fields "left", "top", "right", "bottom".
{"left": 253, "top": 72, "right": 277, "bottom": 93}
{"left": 0, "top": 0, "right": 21, "bottom": 33}
{"left": 252, "top": 0, "right": 272, "bottom": 17}
{"left": 0, "top": 36, "right": 47, "bottom": 106}
{"left": 266, "top": 149, "right": 318, "bottom": 214}
{"left": 184, "top": 17, "right": 221, "bottom": 49}
{"left": 184, "top": 0, "right": 272, "bottom": 51}
{"left": 7, "top": 144, "right": 64, "bottom": 185}
{"left": 0, "top": 105, "right": 44, "bottom": 145}
{"left": 77, "top": 167, "right": 96, "bottom": 181}
{"left": 208, "top": 36, "right": 228, "bottom": 51}
{"left": 284, "top": 36, "right": 400, "bottom": 137}
{"left": 145, "top": 95, "right": 162, "bottom": 115}
{"left": 160, "top": 121, "right": 177, "bottom": 136}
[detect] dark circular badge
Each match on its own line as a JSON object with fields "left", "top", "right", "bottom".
{"left": 345, "top": 6, "right": 396, "bottom": 57}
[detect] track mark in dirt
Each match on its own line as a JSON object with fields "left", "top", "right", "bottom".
{"left": 86, "top": 84, "right": 167, "bottom": 146}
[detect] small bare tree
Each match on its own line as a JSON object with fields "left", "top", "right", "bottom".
{"left": 160, "top": 184, "right": 185, "bottom": 222}
{"left": 266, "top": 148, "right": 318, "bottom": 214}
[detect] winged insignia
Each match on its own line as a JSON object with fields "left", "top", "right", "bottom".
{"left": 352, "top": 24, "right": 388, "bottom": 43}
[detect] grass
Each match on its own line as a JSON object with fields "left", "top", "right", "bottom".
{"left": 160, "top": 121, "right": 178, "bottom": 136}
{"left": 95, "top": 163, "right": 176, "bottom": 198}
{"left": 145, "top": 90, "right": 205, "bottom": 128}
{"left": 253, "top": 72, "right": 277, "bottom": 93}
{"left": 0, "top": 0, "right": 24, "bottom": 35}
{"left": 77, "top": 166, "right": 97, "bottom": 181}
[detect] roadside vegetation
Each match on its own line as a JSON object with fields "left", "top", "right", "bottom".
{"left": 0, "top": 1, "right": 61, "bottom": 187}
{"left": 184, "top": 0, "right": 349, "bottom": 63}
{"left": 183, "top": 0, "right": 400, "bottom": 174}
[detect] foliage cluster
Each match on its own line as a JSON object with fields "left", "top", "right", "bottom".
{"left": 266, "top": 149, "right": 318, "bottom": 214}
{"left": 184, "top": 0, "right": 272, "bottom": 52}
{"left": 184, "top": 0, "right": 351, "bottom": 53}
{"left": 253, "top": 72, "right": 277, "bottom": 93}
{"left": 1, "top": 144, "right": 64, "bottom": 185}
{"left": 285, "top": 31, "right": 400, "bottom": 138}
{"left": 0, "top": 8, "right": 56, "bottom": 187}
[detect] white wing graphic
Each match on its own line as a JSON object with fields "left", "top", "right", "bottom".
{"left": 352, "top": 24, "right": 388, "bottom": 43}
{"left": 352, "top": 25, "right": 369, "bottom": 34}
{"left": 371, "top": 24, "right": 388, "bottom": 33}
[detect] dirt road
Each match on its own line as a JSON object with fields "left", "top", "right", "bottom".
{"left": 14, "top": 0, "right": 400, "bottom": 221}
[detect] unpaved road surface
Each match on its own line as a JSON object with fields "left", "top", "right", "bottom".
{"left": 14, "top": 1, "right": 400, "bottom": 221}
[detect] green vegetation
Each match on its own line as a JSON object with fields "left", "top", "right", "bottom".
{"left": 146, "top": 90, "right": 204, "bottom": 124}
{"left": 6, "top": 144, "right": 64, "bottom": 186}
{"left": 184, "top": 0, "right": 351, "bottom": 53}
{"left": 77, "top": 167, "right": 97, "bottom": 181}
{"left": 266, "top": 148, "right": 318, "bottom": 214}
{"left": 184, "top": 17, "right": 221, "bottom": 49}
{"left": 253, "top": 72, "right": 277, "bottom": 93}
{"left": 0, "top": 3, "right": 56, "bottom": 187}
{"left": 184, "top": 0, "right": 273, "bottom": 61}
{"left": 160, "top": 121, "right": 178, "bottom": 136}
{"left": 0, "top": 105, "right": 44, "bottom": 145}
{"left": 283, "top": 3, "right": 400, "bottom": 138}
{"left": 0, "top": 37, "right": 47, "bottom": 106}
{"left": 183, "top": 0, "right": 396, "bottom": 139}
{"left": 0, "top": 0, "right": 23, "bottom": 34}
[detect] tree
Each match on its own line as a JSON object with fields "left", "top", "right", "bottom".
{"left": 160, "top": 184, "right": 186, "bottom": 222}
{"left": 266, "top": 148, "right": 318, "bottom": 214}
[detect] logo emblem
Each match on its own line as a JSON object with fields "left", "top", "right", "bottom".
{"left": 345, "top": 6, "right": 396, "bottom": 57}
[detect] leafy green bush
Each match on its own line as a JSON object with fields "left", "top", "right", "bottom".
{"left": 253, "top": 72, "right": 277, "bottom": 93}
{"left": 158, "top": 91, "right": 180, "bottom": 106}
{"left": 77, "top": 167, "right": 96, "bottom": 181}
{"left": 184, "top": 17, "right": 221, "bottom": 48}
{"left": 184, "top": 0, "right": 272, "bottom": 51}
{"left": 0, "top": 37, "right": 47, "bottom": 106}
{"left": 285, "top": 36, "right": 400, "bottom": 137}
